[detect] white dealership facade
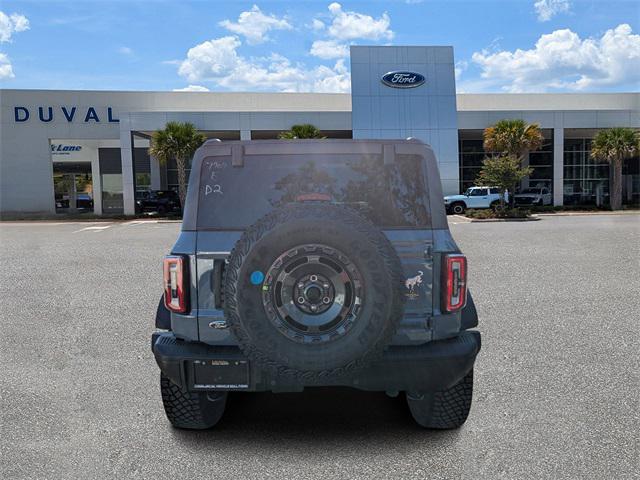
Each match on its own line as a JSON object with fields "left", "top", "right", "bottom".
{"left": 1, "top": 46, "right": 638, "bottom": 216}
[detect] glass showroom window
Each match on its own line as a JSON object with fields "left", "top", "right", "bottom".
{"left": 166, "top": 157, "right": 191, "bottom": 192}
{"left": 564, "top": 138, "right": 610, "bottom": 206}
{"left": 136, "top": 173, "right": 151, "bottom": 191}
{"left": 528, "top": 131, "right": 553, "bottom": 190}
{"left": 460, "top": 130, "right": 553, "bottom": 193}
{"left": 459, "top": 138, "right": 487, "bottom": 193}
{"left": 134, "top": 147, "right": 151, "bottom": 192}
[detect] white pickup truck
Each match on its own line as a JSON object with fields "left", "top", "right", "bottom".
{"left": 514, "top": 187, "right": 552, "bottom": 206}
{"left": 444, "top": 187, "right": 507, "bottom": 214}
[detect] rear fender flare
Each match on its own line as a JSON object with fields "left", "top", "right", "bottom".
{"left": 460, "top": 290, "right": 478, "bottom": 330}
{"left": 156, "top": 296, "right": 171, "bottom": 330}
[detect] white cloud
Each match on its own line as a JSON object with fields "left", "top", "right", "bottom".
{"left": 0, "top": 11, "right": 29, "bottom": 43}
{"left": 118, "top": 46, "right": 134, "bottom": 56}
{"left": 325, "top": 3, "right": 393, "bottom": 41}
{"left": 308, "top": 3, "right": 393, "bottom": 59}
{"left": 177, "top": 36, "right": 350, "bottom": 93}
{"left": 454, "top": 60, "right": 468, "bottom": 81}
{"left": 219, "top": 5, "right": 291, "bottom": 45}
{"left": 173, "top": 85, "right": 210, "bottom": 92}
{"left": 534, "top": 0, "right": 570, "bottom": 22}
{"left": 471, "top": 24, "right": 640, "bottom": 92}
{"left": 310, "top": 39, "right": 349, "bottom": 59}
{"left": 178, "top": 36, "right": 243, "bottom": 82}
{"left": 0, "top": 52, "right": 14, "bottom": 79}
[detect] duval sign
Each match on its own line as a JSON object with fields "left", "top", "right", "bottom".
{"left": 381, "top": 71, "right": 425, "bottom": 88}
{"left": 13, "top": 106, "right": 119, "bottom": 123}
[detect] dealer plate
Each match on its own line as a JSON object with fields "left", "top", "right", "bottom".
{"left": 192, "top": 359, "right": 250, "bottom": 389}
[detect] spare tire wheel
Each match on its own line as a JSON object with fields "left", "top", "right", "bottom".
{"left": 223, "top": 203, "right": 405, "bottom": 379}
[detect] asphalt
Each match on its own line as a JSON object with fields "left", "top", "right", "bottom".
{"left": 0, "top": 215, "right": 638, "bottom": 480}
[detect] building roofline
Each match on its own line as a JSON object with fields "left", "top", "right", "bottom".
{"left": 456, "top": 92, "right": 640, "bottom": 111}
{"left": 2, "top": 89, "right": 637, "bottom": 112}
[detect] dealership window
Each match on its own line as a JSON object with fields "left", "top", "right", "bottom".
{"left": 166, "top": 156, "right": 191, "bottom": 192}
{"left": 564, "top": 134, "right": 639, "bottom": 207}
{"left": 563, "top": 138, "right": 610, "bottom": 206}
{"left": 52, "top": 162, "right": 94, "bottom": 213}
{"left": 527, "top": 131, "right": 553, "bottom": 190}
{"left": 133, "top": 147, "right": 151, "bottom": 192}
{"left": 624, "top": 155, "right": 640, "bottom": 206}
{"left": 459, "top": 129, "right": 553, "bottom": 193}
{"left": 99, "top": 148, "right": 124, "bottom": 214}
{"left": 458, "top": 134, "right": 492, "bottom": 193}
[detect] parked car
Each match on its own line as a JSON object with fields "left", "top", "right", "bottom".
{"left": 152, "top": 139, "right": 481, "bottom": 430}
{"left": 55, "top": 193, "right": 69, "bottom": 209}
{"left": 444, "top": 186, "right": 507, "bottom": 214}
{"left": 136, "top": 190, "right": 181, "bottom": 215}
{"left": 76, "top": 193, "right": 94, "bottom": 210}
{"left": 54, "top": 193, "right": 93, "bottom": 210}
{"left": 514, "top": 187, "right": 552, "bottom": 206}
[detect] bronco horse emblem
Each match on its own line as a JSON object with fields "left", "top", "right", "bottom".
{"left": 404, "top": 271, "right": 424, "bottom": 298}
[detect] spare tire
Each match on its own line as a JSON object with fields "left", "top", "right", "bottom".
{"left": 223, "top": 203, "right": 405, "bottom": 380}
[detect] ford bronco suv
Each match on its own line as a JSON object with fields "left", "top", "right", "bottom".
{"left": 152, "top": 139, "right": 481, "bottom": 430}
{"left": 444, "top": 186, "right": 507, "bottom": 215}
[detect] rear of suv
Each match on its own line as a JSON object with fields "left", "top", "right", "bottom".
{"left": 152, "top": 139, "right": 481, "bottom": 429}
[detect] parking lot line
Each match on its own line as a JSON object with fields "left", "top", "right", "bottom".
{"left": 72, "top": 225, "right": 112, "bottom": 233}
{"left": 448, "top": 215, "right": 471, "bottom": 224}
{"left": 124, "top": 220, "right": 160, "bottom": 226}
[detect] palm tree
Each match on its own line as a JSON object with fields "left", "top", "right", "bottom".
{"left": 149, "top": 122, "right": 206, "bottom": 209}
{"left": 483, "top": 119, "right": 544, "bottom": 206}
{"left": 483, "top": 119, "right": 544, "bottom": 160}
{"left": 590, "top": 127, "right": 640, "bottom": 210}
{"left": 278, "top": 124, "right": 326, "bottom": 139}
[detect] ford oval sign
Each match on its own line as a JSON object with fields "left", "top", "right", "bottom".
{"left": 381, "top": 71, "right": 425, "bottom": 89}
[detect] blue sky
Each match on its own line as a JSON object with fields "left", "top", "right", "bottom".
{"left": 0, "top": 0, "right": 638, "bottom": 93}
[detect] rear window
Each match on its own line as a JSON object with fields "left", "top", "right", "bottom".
{"left": 196, "top": 153, "right": 430, "bottom": 229}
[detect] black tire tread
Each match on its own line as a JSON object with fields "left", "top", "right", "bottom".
{"left": 408, "top": 370, "right": 473, "bottom": 429}
{"left": 223, "top": 203, "right": 405, "bottom": 381}
{"left": 160, "top": 374, "right": 225, "bottom": 430}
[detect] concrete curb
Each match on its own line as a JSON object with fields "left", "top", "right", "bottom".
{"left": 465, "top": 216, "right": 541, "bottom": 223}
{"left": 535, "top": 211, "right": 640, "bottom": 217}
{"left": 1, "top": 217, "right": 182, "bottom": 223}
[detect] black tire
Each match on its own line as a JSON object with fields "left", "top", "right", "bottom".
{"left": 224, "top": 203, "right": 405, "bottom": 380}
{"left": 160, "top": 374, "right": 227, "bottom": 430}
{"left": 490, "top": 201, "right": 503, "bottom": 212}
{"left": 406, "top": 369, "right": 473, "bottom": 429}
{"left": 451, "top": 202, "right": 466, "bottom": 215}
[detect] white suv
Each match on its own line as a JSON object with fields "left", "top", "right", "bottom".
{"left": 444, "top": 187, "right": 507, "bottom": 214}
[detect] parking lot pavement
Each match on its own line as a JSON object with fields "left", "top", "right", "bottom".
{"left": 1, "top": 215, "right": 638, "bottom": 480}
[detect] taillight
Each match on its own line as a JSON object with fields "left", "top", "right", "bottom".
{"left": 442, "top": 254, "right": 467, "bottom": 312}
{"left": 163, "top": 255, "right": 188, "bottom": 313}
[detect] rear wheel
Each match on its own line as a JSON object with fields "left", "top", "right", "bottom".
{"left": 160, "top": 374, "right": 227, "bottom": 429}
{"left": 450, "top": 202, "right": 466, "bottom": 215}
{"left": 406, "top": 370, "right": 473, "bottom": 429}
{"left": 490, "top": 201, "right": 503, "bottom": 212}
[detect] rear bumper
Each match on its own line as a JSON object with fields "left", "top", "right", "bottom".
{"left": 152, "top": 331, "right": 481, "bottom": 393}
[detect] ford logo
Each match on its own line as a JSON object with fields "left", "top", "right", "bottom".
{"left": 381, "top": 71, "right": 425, "bottom": 88}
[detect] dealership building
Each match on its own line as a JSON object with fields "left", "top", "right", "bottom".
{"left": 1, "top": 45, "right": 638, "bottom": 216}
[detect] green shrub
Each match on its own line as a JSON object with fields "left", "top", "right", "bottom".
{"left": 465, "top": 208, "right": 530, "bottom": 219}
{"left": 464, "top": 209, "right": 496, "bottom": 219}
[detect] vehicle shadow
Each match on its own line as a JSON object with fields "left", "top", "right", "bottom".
{"left": 170, "top": 388, "right": 461, "bottom": 452}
